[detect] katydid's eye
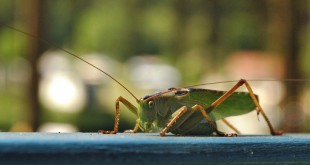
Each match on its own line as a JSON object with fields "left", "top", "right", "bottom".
{"left": 148, "top": 101, "right": 154, "bottom": 108}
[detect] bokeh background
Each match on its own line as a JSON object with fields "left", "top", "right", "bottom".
{"left": 0, "top": 0, "right": 309, "bottom": 134}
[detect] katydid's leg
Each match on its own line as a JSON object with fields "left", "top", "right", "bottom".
{"left": 210, "top": 79, "right": 282, "bottom": 135}
{"left": 221, "top": 118, "right": 240, "bottom": 134}
{"left": 124, "top": 119, "right": 141, "bottom": 133}
{"left": 192, "top": 105, "right": 237, "bottom": 137}
{"left": 160, "top": 106, "right": 187, "bottom": 136}
{"left": 160, "top": 105, "right": 235, "bottom": 137}
{"left": 98, "top": 96, "right": 138, "bottom": 134}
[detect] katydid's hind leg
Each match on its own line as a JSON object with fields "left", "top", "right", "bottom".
{"left": 98, "top": 96, "right": 138, "bottom": 134}
{"left": 210, "top": 79, "right": 282, "bottom": 135}
{"left": 192, "top": 105, "right": 237, "bottom": 137}
{"left": 242, "top": 80, "right": 283, "bottom": 135}
{"left": 222, "top": 118, "right": 241, "bottom": 134}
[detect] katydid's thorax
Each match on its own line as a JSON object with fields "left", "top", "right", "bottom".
{"left": 137, "top": 88, "right": 213, "bottom": 133}
{"left": 137, "top": 89, "right": 182, "bottom": 131}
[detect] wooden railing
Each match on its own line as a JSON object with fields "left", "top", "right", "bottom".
{"left": 0, "top": 133, "right": 309, "bottom": 164}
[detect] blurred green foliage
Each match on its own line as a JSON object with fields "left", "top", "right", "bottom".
{"left": 0, "top": 0, "right": 309, "bottom": 132}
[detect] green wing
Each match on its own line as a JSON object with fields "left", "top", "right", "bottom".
{"left": 157, "top": 88, "right": 258, "bottom": 135}
{"left": 183, "top": 88, "right": 257, "bottom": 120}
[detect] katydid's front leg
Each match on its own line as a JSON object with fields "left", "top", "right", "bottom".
{"left": 98, "top": 96, "right": 138, "bottom": 134}
{"left": 124, "top": 119, "right": 141, "bottom": 133}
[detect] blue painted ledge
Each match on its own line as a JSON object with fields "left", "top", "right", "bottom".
{"left": 0, "top": 133, "right": 310, "bottom": 165}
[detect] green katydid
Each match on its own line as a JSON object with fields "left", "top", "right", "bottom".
{"left": 98, "top": 79, "right": 283, "bottom": 136}
{"left": 2, "top": 23, "right": 285, "bottom": 136}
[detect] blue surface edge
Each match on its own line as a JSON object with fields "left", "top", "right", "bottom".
{"left": 0, "top": 132, "right": 310, "bottom": 165}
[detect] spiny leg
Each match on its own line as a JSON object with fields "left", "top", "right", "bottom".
{"left": 210, "top": 79, "right": 282, "bottom": 135}
{"left": 160, "top": 106, "right": 187, "bottom": 136}
{"left": 98, "top": 96, "right": 138, "bottom": 134}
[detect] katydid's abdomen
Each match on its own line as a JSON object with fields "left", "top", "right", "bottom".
{"left": 141, "top": 87, "right": 258, "bottom": 135}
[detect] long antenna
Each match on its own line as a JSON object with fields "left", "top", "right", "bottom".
{"left": 1, "top": 23, "right": 139, "bottom": 101}
{"left": 184, "top": 78, "right": 310, "bottom": 88}
{"left": 3, "top": 23, "right": 310, "bottom": 102}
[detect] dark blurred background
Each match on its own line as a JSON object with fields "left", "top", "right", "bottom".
{"left": 0, "top": 0, "right": 309, "bottom": 134}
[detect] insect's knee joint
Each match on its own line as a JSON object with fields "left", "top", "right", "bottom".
{"left": 240, "top": 79, "right": 247, "bottom": 83}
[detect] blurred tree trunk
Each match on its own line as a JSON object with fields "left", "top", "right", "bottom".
{"left": 172, "top": 0, "right": 189, "bottom": 56}
{"left": 284, "top": 0, "right": 307, "bottom": 133}
{"left": 208, "top": 0, "right": 220, "bottom": 68}
{"left": 23, "top": 0, "right": 46, "bottom": 131}
{"left": 266, "top": 0, "right": 306, "bottom": 132}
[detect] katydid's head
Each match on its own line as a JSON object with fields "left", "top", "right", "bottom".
{"left": 136, "top": 88, "right": 189, "bottom": 131}
{"left": 136, "top": 94, "right": 158, "bottom": 131}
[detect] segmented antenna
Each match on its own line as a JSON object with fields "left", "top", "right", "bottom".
{"left": 0, "top": 23, "right": 139, "bottom": 101}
